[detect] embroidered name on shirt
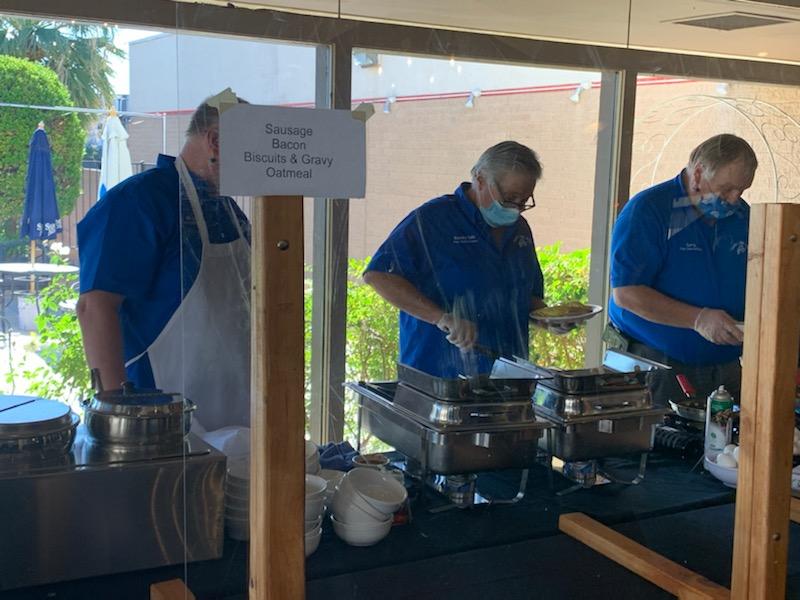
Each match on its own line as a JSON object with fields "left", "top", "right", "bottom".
{"left": 453, "top": 235, "right": 478, "bottom": 244}
{"left": 679, "top": 242, "right": 703, "bottom": 252}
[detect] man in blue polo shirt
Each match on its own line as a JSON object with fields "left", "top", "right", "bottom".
{"left": 608, "top": 134, "right": 757, "bottom": 406}
{"left": 364, "top": 141, "right": 547, "bottom": 377}
{"left": 77, "top": 90, "right": 252, "bottom": 431}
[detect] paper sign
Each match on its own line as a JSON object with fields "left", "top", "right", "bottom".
{"left": 220, "top": 104, "right": 366, "bottom": 198}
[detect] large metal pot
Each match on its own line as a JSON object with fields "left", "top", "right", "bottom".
{"left": 0, "top": 395, "right": 80, "bottom": 461}
{"left": 82, "top": 388, "right": 195, "bottom": 447}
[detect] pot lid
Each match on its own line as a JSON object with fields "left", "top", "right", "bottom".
{"left": 0, "top": 396, "right": 76, "bottom": 438}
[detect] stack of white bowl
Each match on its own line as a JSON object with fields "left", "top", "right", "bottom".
{"left": 305, "top": 440, "right": 320, "bottom": 475}
{"left": 225, "top": 456, "right": 250, "bottom": 541}
{"left": 318, "top": 469, "right": 346, "bottom": 505}
{"left": 330, "top": 468, "right": 407, "bottom": 546}
{"left": 305, "top": 473, "right": 326, "bottom": 556}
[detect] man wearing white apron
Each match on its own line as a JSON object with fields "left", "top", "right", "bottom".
{"left": 77, "top": 91, "right": 251, "bottom": 431}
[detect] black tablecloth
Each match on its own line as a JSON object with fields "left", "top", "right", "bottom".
{"left": 0, "top": 453, "right": 740, "bottom": 600}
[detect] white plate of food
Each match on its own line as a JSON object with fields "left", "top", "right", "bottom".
{"left": 529, "top": 302, "right": 603, "bottom": 325}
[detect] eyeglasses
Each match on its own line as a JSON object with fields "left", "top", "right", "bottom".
{"left": 495, "top": 180, "right": 535, "bottom": 212}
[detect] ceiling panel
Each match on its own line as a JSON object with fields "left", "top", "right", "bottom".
{"left": 181, "top": 0, "right": 800, "bottom": 64}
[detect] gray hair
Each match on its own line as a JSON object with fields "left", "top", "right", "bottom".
{"left": 688, "top": 134, "right": 758, "bottom": 179}
{"left": 186, "top": 95, "right": 248, "bottom": 136}
{"left": 471, "top": 141, "right": 543, "bottom": 183}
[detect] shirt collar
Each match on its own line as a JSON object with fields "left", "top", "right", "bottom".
{"left": 454, "top": 181, "right": 485, "bottom": 227}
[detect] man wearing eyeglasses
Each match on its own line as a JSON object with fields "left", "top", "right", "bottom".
{"left": 607, "top": 133, "right": 757, "bottom": 406}
{"left": 363, "top": 140, "right": 550, "bottom": 377}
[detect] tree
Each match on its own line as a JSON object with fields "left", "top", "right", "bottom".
{"left": 0, "top": 18, "right": 124, "bottom": 110}
{"left": 0, "top": 56, "right": 84, "bottom": 237}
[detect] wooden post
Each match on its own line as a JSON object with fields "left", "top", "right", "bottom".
{"left": 249, "top": 196, "right": 305, "bottom": 600}
{"left": 731, "top": 203, "right": 800, "bottom": 599}
{"left": 150, "top": 579, "right": 196, "bottom": 600}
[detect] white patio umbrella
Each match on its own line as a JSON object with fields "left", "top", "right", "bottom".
{"left": 97, "top": 109, "right": 133, "bottom": 199}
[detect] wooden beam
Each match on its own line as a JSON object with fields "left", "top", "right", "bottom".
{"left": 559, "top": 513, "right": 729, "bottom": 600}
{"left": 150, "top": 579, "right": 196, "bottom": 600}
{"left": 250, "top": 196, "right": 306, "bottom": 600}
{"left": 731, "top": 203, "right": 800, "bottom": 600}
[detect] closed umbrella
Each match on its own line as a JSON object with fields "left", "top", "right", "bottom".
{"left": 20, "top": 123, "right": 62, "bottom": 288}
{"left": 97, "top": 109, "right": 132, "bottom": 199}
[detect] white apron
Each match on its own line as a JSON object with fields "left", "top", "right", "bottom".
{"left": 128, "top": 157, "right": 251, "bottom": 430}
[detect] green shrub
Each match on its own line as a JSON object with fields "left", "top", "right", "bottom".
{"left": 0, "top": 56, "right": 84, "bottom": 237}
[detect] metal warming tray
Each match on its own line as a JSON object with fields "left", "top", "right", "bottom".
{"left": 348, "top": 382, "right": 551, "bottom": 475}
{"left": 532, "top": 385, "right": 667, "bottom": 461}
{"left": 397, "top": 363, "right": 536, "bottom": 401}
{"left": 392, "top": 381, "right": 536, "bottom": 428}
{"left": 0, "top": 426, "right": 225, "bottom": 590}
{"left": 492, "top": 349, "right": 670, "bottom": 395}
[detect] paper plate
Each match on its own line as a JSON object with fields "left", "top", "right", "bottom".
{"left": 529, "top": 303, "right": 603, "bottom": 325}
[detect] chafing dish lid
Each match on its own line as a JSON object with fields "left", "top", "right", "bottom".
{"left": 0, "top": 396, "right": 77, "bottom": 438}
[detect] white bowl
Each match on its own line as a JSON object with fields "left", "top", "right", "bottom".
{"left": 305, "top": 494, "right": 326, "bottom": 521}
{"left": 345, "top": 468, "right": 408, "bottom": 514}
{"left": 352, "top": 453, "right": 390, "bottom": 469}
{"left": 306, "top": 474, "right": 327, "bottom": 498}
{"left": 705, "top": 455, "right": 737, "bottom": 488}
{"left": 305, "top": 440, "right": 318, "bottom": 460}
{"left": 306, "top": 462, "right": 321, "bottom": 475}
{"left": 305, "top": 514, "right": 323, "bottom": 533}
{"left": 331, "top": 486, "right": 389, "bottom": 524}
{"left": 226, "top": 515, "right": 249, "bottom": 541}
{"left": 331, "top": 514, "right": 392, "bottom": 547}
{"left": 305, "top": 527, "right": 322, "bottom": 557}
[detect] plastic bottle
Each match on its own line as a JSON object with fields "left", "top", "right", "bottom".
{"left": 705, "top": 385, "right": 734, "bottom": 461}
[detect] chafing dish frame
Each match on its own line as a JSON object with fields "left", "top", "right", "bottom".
{"left": 348, "top": 381, "right": 552, "bottom": 476}
{"left": 397, "top": 363, "right": 537, "bottom": 402}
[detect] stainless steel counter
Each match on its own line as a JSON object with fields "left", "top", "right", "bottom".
{"left": 0, "top": 426, "right": 225, "bottom": 591}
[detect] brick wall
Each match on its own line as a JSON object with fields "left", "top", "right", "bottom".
{"left": 57, "top": 79, "right": 800, "bottom": 265}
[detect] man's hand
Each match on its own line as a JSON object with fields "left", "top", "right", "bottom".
{"left": 693, "top": 308, "right": 744, "bottom": 346}
{"left": 436, "top": 313, "right": 478, "bottom": 350}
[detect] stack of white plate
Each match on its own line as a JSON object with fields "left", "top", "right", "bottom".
{"left": 330, "top": 468, "right": 407, "bottom": 546}
{"left": 225, "top": 456, "right": 250, "bottom": 541}
{"left": 305, "top": 440, "right": 320, "bottom": 475}
{"left": 305, "top": 473, "right": 327, "bottom": 556}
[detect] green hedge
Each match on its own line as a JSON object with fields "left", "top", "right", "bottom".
{"left": 0, "top": 56, "right": 84, "bottom": 237}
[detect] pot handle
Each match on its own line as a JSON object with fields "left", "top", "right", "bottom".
{"left": 183, "top": 397, "right": 197, "bottom": 413}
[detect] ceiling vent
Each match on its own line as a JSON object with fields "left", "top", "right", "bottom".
{"left": 669, "top": 11, "right": 797, "bottom": 30}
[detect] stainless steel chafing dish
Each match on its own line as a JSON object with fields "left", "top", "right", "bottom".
{"left": 347, "top": 365, "right": 551, "bottom": 476}
{"left": 495, "top": 350, "right": 670, "bottom": 461}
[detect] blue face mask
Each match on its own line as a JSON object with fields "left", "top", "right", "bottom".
{"left": 697, "top": 195, "right": 738, "bottom": 220}
{"left": 479, "top": 200, "right": 520, "bottom": 228}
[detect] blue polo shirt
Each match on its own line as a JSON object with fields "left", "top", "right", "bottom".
{"left": 366, "top": 183, "right": 544, "bottom": 377}
{"left": 78, "top": 154, "right": 250, "bottom": 388}
{"left": 608, "top": 171, "right": 748, "bottom": 365}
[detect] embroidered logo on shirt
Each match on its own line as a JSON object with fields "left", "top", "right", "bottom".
{"left": 514, "top": 235, "right": 531, "bottom": 248}
{"left": 453, "top": 235, "right": 478, "bottom": 244}
{"left": 679, "top": 242, "right": 703, "bottom": 253}
{"left": 730, "top": 241, "right": 747, "bottom": 255}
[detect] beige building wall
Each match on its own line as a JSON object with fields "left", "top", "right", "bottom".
{"left": 59, "top": 78, "right": 800, "bottom": 264}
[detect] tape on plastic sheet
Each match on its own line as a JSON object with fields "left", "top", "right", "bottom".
{"left": 351, "top": 102, "right": 375, "bottom": 123}
{"left": 206, "top": 87, "right": 240, "bottom": 113}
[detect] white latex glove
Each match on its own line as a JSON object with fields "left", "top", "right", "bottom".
{"left": 436, "top": 313, "right": 478, "bottom": 350}
{"left": 693, "top": 308, "right": 744, "bottom": 346}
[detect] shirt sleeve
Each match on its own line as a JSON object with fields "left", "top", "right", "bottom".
{"left": 78, "top": 177, "right": 174, "bottom": 299}
{"left": 365, "top": 209, "right": 424, "bottom": 282}
{"left": 610, "top": 196, "right": 666, "bottom": 288}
